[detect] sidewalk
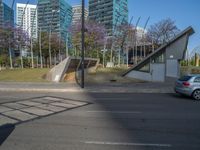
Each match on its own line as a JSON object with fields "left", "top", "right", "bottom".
{"left": 0, "top": 81, "right": 175, "bottom": 93}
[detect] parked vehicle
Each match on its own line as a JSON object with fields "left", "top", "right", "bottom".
{"left": 174, "top": 75, "right": 200, "bottom": 100}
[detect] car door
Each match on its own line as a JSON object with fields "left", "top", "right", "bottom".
{"left": 193, "top": 76, "right": 200, "bottom": 90}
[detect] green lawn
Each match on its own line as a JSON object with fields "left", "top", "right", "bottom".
{"left": 0, "top": 68, "right": 50, "bottom": 82}
{"left": 85, "top": 67, "right": 144, "bottom": 83}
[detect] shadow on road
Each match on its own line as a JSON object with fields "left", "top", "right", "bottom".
{"left": 168, "top": 93, "right": 195, "bottom": 101}
{"left": 0, "top": 124, "right": 15, "bottom": 145}
{"left": 82, "top": 92, "right": 200, "bottom": 150}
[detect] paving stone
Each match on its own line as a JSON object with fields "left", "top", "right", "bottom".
{"left": 50, "top": 102, "right": 77, "bottom": 108}
{"left": 21, "top": 107, "right": 54, "bottom": 116}
{"left": 31, "top": 98, "right": 55, "bottom": 104}
{"left": 42, "top": 97, "right": 63, "bottom": 101}
{"left": 0, "top": 106, "right": 13, "bottom": 113}
{"left": 17, "top": 101, "right": 41, "bottom": 106}
{"left": 36, "top": 104, "right": 66, "bottom": 112}
{"left": 3, "top": 110, "right": 37, "bottom": 121}
{"left": 2, "top": 103, "right": 27, "bottom": 109}
{"left": 0, "top": 114, "right": 18, "bottom": 126}
{"left": 60, "top": 99, "right": 87, "bottom": 106}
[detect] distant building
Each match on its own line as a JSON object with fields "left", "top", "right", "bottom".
{"left": 89, "top": 0, "right": 128, "bottom": 36}
{"left": 16, "top": 3, "right": 37, "bottom": 39}
{"left": 0, "top": 0, "right": 14, "bottom": 28}
{"left": 72, "top": 5, "right": 88, "bottom": 24}
{"left": 38, "top": 0, "right": 72, "bottom": 40}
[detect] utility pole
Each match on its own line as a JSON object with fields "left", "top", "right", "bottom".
{"left": 81, "top": 0, "right": 85, "bottom": 88}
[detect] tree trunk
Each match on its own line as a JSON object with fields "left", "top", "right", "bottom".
{"left": 8, "top": 45, "right": 13, "bottom": 69}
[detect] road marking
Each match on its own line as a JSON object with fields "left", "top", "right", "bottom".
{"left": 87, "top": 111, "right": 142, "bottom": 114}
{"left": 83, "top": 141, "right": 172, "bottom": 147}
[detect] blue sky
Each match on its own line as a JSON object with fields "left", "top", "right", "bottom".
{"left": 4, "top": 0, "right": 200, "bottom": 51}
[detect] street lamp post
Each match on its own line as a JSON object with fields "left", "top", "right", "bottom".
{"left": 81, "top": 0, "right": 85, "bottom": 88}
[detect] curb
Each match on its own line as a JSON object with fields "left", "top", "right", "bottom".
{"left": 0, "top": 88, "right": 174, "bottom": 93}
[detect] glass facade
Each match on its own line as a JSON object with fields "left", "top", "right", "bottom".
{"left": 38, "top": 0, "right": 72, "bottom": 40}
{"left": 0, "top": 0, "right": 3, "bottom": 27}
{"left": 0, "top": 1, "right": 14, "bottom": 28}
{"left": 89, "top": 0, "right": 128, "bottom": 36}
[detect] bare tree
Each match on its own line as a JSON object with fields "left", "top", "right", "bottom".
{"left": 147, "top": 18, "right": 180, "bottom": 45}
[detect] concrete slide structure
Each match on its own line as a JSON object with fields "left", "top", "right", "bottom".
{"left": 46, "top": 57, "right": 99, "bottom": 82}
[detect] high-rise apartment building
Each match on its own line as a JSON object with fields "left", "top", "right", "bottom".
{"left": 89, "top": 0, "right": 128, "bottom": 36}
{"left": 0, "top": 0, "right": 3, "bottom": 27}
{"left": 72, "top": 5, "right": 88, "bottom": 24}
{"left": 0, "top": 0, "right": 14, "bottom": 28}
{"left": 16, "top": 3, "right": 37, "bottom": 39}
{"left": 38, "top": 0, "right": 72, "bottom": 40}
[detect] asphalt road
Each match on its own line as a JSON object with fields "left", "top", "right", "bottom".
{"left": 0, "top": 92, "right": 200, "bottom": 150}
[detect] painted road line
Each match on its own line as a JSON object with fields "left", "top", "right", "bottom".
{"left": 17, "top": 101, "right": 42, "bottom": 106}
{"left": 87, "top": 111, "right": 142, "bottom": 114}
{"left": 2, "top": 103, "right": 27, "bottom": 109}
{"left": 3, "top": 110, "right": 37, "bottom": 121}
{"left": 50, "top": 102, "right": 77, "bottom": 108}
{"left": 0, "top": 114, "right": 18, "bottom": 126}
{"left": 0, "top": 106, "right": 13, "bottom": 113}
{"left": 83, "top": 141, "right": 172, "bottom": 147}
{"left": 21, "top": 107, "right": 54, "bottom": 116}
{"left": 36, "top": 104, "right": 66, "bottom": 112}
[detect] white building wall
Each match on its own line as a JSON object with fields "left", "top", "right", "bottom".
{"left": 151, "top": 63, "right": 165, "bottom": 82}
{"left": 166, "top": 59, "right": 179, "bottom": 78}
{"left": 126, "top": 63, "right": 165, "bottom": 82}
{"left": 126, "top": 70, "right": 152, "bottom": 81}
{"left": 16, "top": 3, "right": 37, "bottom": 39}
{"left": 72, "top": 5, "right": 88, "bottom": 24}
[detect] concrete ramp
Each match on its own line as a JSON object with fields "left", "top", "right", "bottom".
{"left": 46, "top": 57, "right": 99, "bottom": 82}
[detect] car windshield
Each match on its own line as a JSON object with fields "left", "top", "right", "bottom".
{"left": 178, "top": 76, "right": 192, "bottom": 81}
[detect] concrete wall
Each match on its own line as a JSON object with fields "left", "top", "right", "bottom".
{"left": 166, "top": 35, "right": 188, "bottom": 60}
{"left": 46, "top": 57, "right": 100, "bottom": 82}
{"left": 126, "top": 70, "right": 152, "bottom": 81}
{"left": 151, "top": 63, "right": 165, "bottom": 82}
{"left": 166, "top": 59, "right": 179, "bottom": 78}
{"left": 126, "top": 63, "right": 165, "bottom": 82}
{"left": 46, "top": 57, "right": 71, "bottom": 82}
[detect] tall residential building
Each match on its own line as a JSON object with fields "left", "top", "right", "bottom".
{"left": 89, "top": 0, "right": 128, "bottom": 36}
{"left": 72, "top": 5, "right": 88, "bottom": 24}
{"left": 0, "top": 0, "right": 3, "bottom": 27}
{"left": 0, "top": 0, "right": 14, "bottom": 28}
{"left": 16, "top": 3, "right": 37, "bottom": 39}
{"left": 38, "top": 0, "right": 72, "bottom": 40}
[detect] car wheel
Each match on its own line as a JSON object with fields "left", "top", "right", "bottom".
{"left": 192, "top": 90, "right": 200, "bottom": 100}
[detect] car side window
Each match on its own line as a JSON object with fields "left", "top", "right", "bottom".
{"left": 194, "top": 77, "right": 200, "bottom": 82}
